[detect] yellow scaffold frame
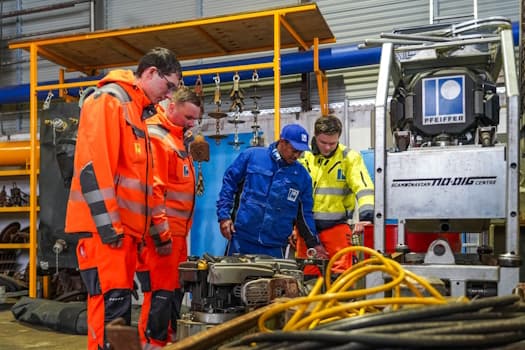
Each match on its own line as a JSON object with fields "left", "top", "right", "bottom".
{"left": 8, "top": 3, "right": 336, "bottom": 298}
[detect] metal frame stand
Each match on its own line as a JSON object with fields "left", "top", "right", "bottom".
{"left": 367, "top": 24, "right": 521, "bottom": 297}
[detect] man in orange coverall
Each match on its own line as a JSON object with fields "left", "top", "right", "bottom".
{"left": 65, "top": 47, "right": 182, "bottom": 350}
{"left": 137, "top": 86, "right": 202, "bottom": 349}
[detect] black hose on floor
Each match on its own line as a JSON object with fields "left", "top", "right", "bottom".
{"left": 219, "top": 295, "right": 525, "bottom": 350}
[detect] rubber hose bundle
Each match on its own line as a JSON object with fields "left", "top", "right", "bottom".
{"left": 219, "top": 246, "right": 525, "bottom": 349}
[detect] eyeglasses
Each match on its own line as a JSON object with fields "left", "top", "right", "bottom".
{"left": 158, "top": 71, "right": 178, "bottom": 92}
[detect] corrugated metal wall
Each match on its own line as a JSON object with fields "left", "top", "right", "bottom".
{"left": 106, "top": 0, "right": 198, "bottom": 29}
{"left": 201, "top": 0, "right": 298, "bottom": 17}
{"left": 0, "top": 0, "right": 92, "bottom": 86}
{"left": 1, "top": 0, "right": 519, "bottom": 102}
{"left": 316, "top": 0, "right": 519, "bottom": 102}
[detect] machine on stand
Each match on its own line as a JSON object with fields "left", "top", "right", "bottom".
{"left": 176, "top": 254, "right": 304, "bottom": 338}
{"left": 366, "top": 17, "right": 521, "bottom": 297}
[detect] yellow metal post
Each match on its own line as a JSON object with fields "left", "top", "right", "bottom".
{"left": 42, "top": 276, "right": 49, "bottom": 299}
{"left": 59, "top": 68, "right": 65, "bottom": 98}
{"left": 273, "top": 13, "right": 281, "bottom": 140}
{"left": 29, "top": 44, "right": 38, "bottom": 298}
{"left": 314, "top": 37, "right": 329, "bottom": 116}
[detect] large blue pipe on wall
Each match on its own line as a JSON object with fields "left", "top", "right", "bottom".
{"left": 0, "top": 21, "right": 518, "bottom": 105}
{"left": 0, "top": 44, "right": 381, "bottom": 104}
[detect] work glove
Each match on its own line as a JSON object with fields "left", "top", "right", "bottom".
{"left": 107, "top": 234, "right": 124, "bottom": 249}
{"left": 311, "top": 244, "right": 329, "bottom": 259}
{"left": 155, "top": 239, "right": 172, "bottom": 256}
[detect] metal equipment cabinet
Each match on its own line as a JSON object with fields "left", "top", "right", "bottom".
{"left": 368, "top": 18, "right": 521, "bottom": 297}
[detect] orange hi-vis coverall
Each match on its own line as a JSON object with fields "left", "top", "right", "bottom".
{"left": 137, "top": 110, "right": 195, "bottom": 348}
{"left": 65, "top": 70, "right": 155, "bottom": 350}
{"left": 296, "top": 144, "right": 374, "bottom": 276}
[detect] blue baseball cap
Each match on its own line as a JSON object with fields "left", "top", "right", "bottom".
{"left": 280, "top": 124, "right": 310, "bottom": 152}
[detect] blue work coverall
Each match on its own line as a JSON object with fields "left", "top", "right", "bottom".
{"left": 217, "top": 142, "right": 319, "bottom": 257}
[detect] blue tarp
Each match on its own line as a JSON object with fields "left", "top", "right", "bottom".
{"left": 190, "top": 133, "right": 254, "bottom": 257}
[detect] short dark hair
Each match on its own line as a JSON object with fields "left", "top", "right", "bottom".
{"left": 314, "top": 114, "right": 342, "bottom": 136}
{"left": 136, "top": 47, "right": 182, "bottom": 79}
{"left": 171, "top": 86, "right": 201, "bottom": 108}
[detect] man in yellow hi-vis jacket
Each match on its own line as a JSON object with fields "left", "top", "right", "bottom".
{"left": 296, "top": 114, "right": 374, "bottom": 276}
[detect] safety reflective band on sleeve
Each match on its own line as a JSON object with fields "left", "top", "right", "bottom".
{"left": 79, "top": 162, "right": 120, "bottom": 239}
{"left": 68, "top": 188, "right": 117, "bottom": 207}
{"left": 165, "top": 190, "right": 194, "bottom": 201}
{"left": 82, "top": 187, "right": 113, "bottom": 204}
{"left": 356, "top": 188, "right": 374, "bottom": 199}
{"left": 166, "top": 207, "right": 192, "bottom": 219}
{"left": 314, "top": 211, "right": 351, "bottom": 221}
{"left": 116, "top": 176, "right": 148, "bottom": 193}
{"left": 314, "top": 187, "right": 352, "bottom": 196}
{"left": 359, "top": 204, "right": 374, "bottom": 213}
{"left": 116, "top": 197, "right": 147, "bottom": 215}
{"left": 151, "top": 204, "right": 165, "bottom": 216}
{"left": 151, "top": 220, "right": 169, "bottom": 235}
{"left": 148, "top": 125, "right": 187, "bottom": 158}
{"left": 99, "top": 83, "right": 131, "bottom": 103}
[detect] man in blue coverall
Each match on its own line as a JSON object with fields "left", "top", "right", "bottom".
{"left": 216, "top": 124, "right": 328, "bottom": 259}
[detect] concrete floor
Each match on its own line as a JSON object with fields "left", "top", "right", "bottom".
{"left": 0, "top": 301, "right": 87, "bottom": 349}
{"left": 0, "top": 297, "right": 149, "bottom": 350}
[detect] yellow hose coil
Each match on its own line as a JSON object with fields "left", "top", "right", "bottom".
{"left": 258, "top": 246, "right": 462, "bottom": 332}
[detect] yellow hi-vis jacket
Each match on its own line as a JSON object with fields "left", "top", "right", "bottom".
{"left": 299, "top": 144, "right": 374, "bottom": 231}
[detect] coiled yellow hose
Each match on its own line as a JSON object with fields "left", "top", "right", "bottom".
{"left": 258, "top": 245, "right": 461, "bottom": 332}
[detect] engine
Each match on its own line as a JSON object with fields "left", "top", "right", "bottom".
{"left": 177, "top": 254, "right": 303, "bottom": 337}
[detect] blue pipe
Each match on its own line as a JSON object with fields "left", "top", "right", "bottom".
{"left": 0, "top": 21, "right": 518, "bottom": 105}
{"left": 0, "top": 75, "right": 104, "bottom": 105}
{"left": 180, "top": 44, "right": 382, "bottom": 85}
{"left": 0, "top": 44, "right": 381, "bottom": 104}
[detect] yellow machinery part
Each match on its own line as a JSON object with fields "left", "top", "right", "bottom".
{"left": 0, "top": 141, "right": 40, "bottom": 167}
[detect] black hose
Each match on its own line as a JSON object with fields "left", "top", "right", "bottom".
{"left": 349, "top": 320, "right": 468, "bottom": 334}
{"left": 234, "top": 329, "right": 525, "bottom": 348}
{"left": 220, "top": 296, "right": 525, "bottom": 350}
{"left": 432, "top": 311, "right": 523, "bottom": 322}
{"left": 322, "top": 295, "right": 520, "bottom": 331}
{"left": 409, "top": 316, "right": 525, "bottom": 335}
{"left": 345, "top": 330, "right": 525, "bottom": 348}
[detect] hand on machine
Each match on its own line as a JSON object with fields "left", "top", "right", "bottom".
{"left": 307, "top": 244, "right": 329, "bottom": 260}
